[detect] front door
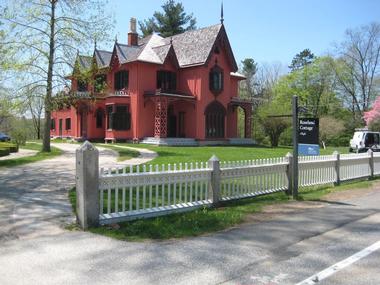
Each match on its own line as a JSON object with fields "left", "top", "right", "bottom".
{"left": 178, "top": 112, "right": 185, "bottom": 137}
{"left": 168, "top": 115, "right": 177, "bottom": 137}
{"left": 59, "top": 119, "right": 63, "bottom": 137}
{"left": 80, "top": 112, "right": 87, "bottom": 138}
{"left": 205, "top": 101, "right": 226, "bottom": 139}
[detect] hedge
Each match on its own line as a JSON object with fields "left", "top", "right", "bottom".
{"left": 0, "top": 143, "right": 19, "bottom": 153}
{"left": 0, "top": 147, "right": 10, "bottom": 157}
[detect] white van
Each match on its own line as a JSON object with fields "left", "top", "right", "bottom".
{"left": 349, "top": 130, "right": 380, "bottom": 152}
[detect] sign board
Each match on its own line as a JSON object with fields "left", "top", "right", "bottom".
{"left": 298, "top": 118, "right": 319, "bottom": 156}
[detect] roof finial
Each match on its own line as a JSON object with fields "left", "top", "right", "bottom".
{"left": 170, "top": 37, "right": 173, "bottom": 45}
{"left": 114, "top": 34, "right": 118, "bottom": 43}
{"left": 220, "top": 1, "right": 224, "bottom": 24}
{"left": 94, "top": 37, "right": 97, "bottom": 50}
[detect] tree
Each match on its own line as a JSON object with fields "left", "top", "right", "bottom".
{"left": 331, "top": 22, "right": 380, "bottom": 122}
{"left": 0, "top": 0, "right": 113, "bottom": 151}
{"left": 319, "top": 116, "right": 345, "bottom": 147}
{"left": 24, "top": 87, "right": 45, "bottom": 140}
{"left": 363, "top": 95, "right": 380, "bottom": 129}
{"left": 139, "top": 0, "right": 196, "bottom": 37}
{"left": 257, "top": 100, "right": 291, "bottom": 147}
{"left": 240, "top": 58, "right": 258, "bottom": 98}
{"left": 289, "top": 49, "right": 315, "bottom": 71}
{"left": 274, "top": 57, "right": 339, "bottom": 117}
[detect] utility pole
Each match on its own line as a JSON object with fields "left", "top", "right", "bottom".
{"left": 292, "top": 95, "right": 299, "bottom": 199}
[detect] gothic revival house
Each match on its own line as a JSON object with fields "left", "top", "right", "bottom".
{"left": 50, "top": 18, "right": 253, "bottom": 145}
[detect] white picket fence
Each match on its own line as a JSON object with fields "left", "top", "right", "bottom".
{"left": 98, "top": 163, "right": 212, "bottom": 223}
{"left": 74, "top": 143, "right": 380, "bottom": 228}
{"left": 93, "top": 150, "right": 380, "bottom": 225}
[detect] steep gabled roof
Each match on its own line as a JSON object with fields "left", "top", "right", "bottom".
{"left": 164, "top": 24, "right": 223, "bottom": 68}
{"left": 152, "top": 44, "right": 172, "bottom": 62}
{"left": 94, "top": 49, "right": 112, "bottom": 68}
{"left": 77, "top": 55, "right": 92, "bottom": 70}
{"left": 115, "top": 43, "right": 142, "bottom": 64}
{"left": 72, "top": 23, "right": 238, "bottom": 72}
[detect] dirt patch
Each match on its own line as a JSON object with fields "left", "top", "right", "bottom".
{"left": 323, "top": 181, "right": 380, "bottom": 201}
{"left": 243, "top": 201, "right": 325, "bottom": 224}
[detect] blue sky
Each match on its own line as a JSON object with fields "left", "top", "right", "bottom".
{"left": 107, "top": 0, "right": 379, "bottom": 68}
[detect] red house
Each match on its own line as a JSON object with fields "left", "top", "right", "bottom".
{"left": 51, "top": 18, "right": 253, "bottom": 145}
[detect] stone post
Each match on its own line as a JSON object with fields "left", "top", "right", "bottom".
{"left": 76, "top": 141, "right": 99, "bottom": 229}
{"left": 368, "top": 149, "right": 374, "bottom": 179}
{"left": 333, "top": 151, "right": 340, "bottom": 186}
{"left": 286, "top": 152, "right": 293, "bottom": 196}
{"left": 208, "top": 155, "right": 221, "bottom": 206}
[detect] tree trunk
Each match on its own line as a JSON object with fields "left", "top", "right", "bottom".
{"left": 42, "top": 0, "right": 57, "bottom": 152}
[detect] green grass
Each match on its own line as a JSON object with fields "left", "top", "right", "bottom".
{"left": 69, "top": 178, "right": 375, "bottom": 241}
{"left": 0, "top": 142, "right": 63, "bottom": 167}
{"left": 109, "top": 143, "right": 348, "bottom": 166}
{"left": 96, "top": 144, "right": 140, "bottom": 162}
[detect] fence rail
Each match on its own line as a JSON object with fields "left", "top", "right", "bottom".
{"left": 75, "top": 142, "right": 380, "bottom": 228}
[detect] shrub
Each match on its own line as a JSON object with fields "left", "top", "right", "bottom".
{"left": 0, "top": 147, "right": 10, "bottom": 157}
{"left": 10, "top": 128, "right": 27, "bottom": 146}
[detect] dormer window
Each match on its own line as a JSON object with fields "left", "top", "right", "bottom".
{"left": 209, "top": 65, "right": 223, "bottom": 95}
{"left": 94, "top": 74, "right": 107, "bottom": 93}
{"left": 114, "top": 70, "right": 129, "bottom": 91}
{"left": 157, "top": 70, "right": 176, "bottom": 91}
{"left": 77, "top": 79, "right": 88, "bottom": 92}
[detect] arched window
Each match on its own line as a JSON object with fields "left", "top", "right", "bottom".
{"left": 114, "top": 70, "right": 129, "bottom": 90}
{"left": 209, "top": 65, "right": 223, "bottom": 95}
{"left": 205, "top": 101, "right": 226, "bottom": 138}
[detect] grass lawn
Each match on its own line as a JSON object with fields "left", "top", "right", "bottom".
{"left": 95, "top": 144, "right": 140, "bottom": 162}
{"left": 68, "top": 178, "right": 375, "bottom": 241}
{"left": 107, "top": 143, "right": 348, "bottom": 166}
{"left": 0, "top": 142, "right": 62, "bottom": 167}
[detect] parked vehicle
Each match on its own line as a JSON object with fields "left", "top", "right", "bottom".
{"left": 349, "top": 130, "right": 380, "bottom": 152}
{"left": 0, "top": 132, "right": 11, "bottom": 142}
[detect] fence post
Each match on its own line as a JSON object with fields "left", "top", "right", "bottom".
{"left": 286, "top": 152, "right": 293, "bottom": 195}
{"left": 76, "top": 141, "right": 99, "bottom": 229}
{"left": 368, "top": 149, "right": 374, "bottom": 179}
{"left": 208, "top": 155, "right": 221, "bottom": 206}
{"left": 333, "top": 151, "right": 340, "bottom": 186}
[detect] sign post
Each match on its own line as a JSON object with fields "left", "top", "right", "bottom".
{"left": 292, "top": 96, "right": 299, "bottom": 199}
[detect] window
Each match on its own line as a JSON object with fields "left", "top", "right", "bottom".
{"left": 157, "top": 71, "right": 176, "bottom": 91}
{"left": 106, "top": 105, "right": 131, "bottom": 130}
{"left": 94, "top": 74, "right": 107, "bottom": 93}
{"left": 106, "top": 105, "right": 113, "bottom": 129}
{"left": 114, "top": 70, "right": 129, "bottom": 90}
{"left": 209, "top": 65, "right": 223, "bottom": 94}
{"left": 95, "top": 108, "right": 104, "bottom": 128}
{"left": 77, "top": 79, "right": 88, "bottom": 92}
{"left": 51, "top": 118, "right": 56, "bottom": 130}
{"left": 65, "top": 118, "right": 71, "bottom": 130}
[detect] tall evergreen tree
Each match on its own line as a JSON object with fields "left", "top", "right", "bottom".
{"left": 289, "top": 49, "right": 315, "bottom": 71}
{"left": 139, "top": 0, "right": 196, "bottom": 37}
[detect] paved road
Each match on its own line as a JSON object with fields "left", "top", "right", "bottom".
{"left": 0, "top": 144, "right": 379, "bottom": 284}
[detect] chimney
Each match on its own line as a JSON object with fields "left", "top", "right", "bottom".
{"left": 128, "top": 17, "right": 138, "bottom": 46}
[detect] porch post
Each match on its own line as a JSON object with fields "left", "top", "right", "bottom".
{"left": 244, "top": 104, "right": 252, "bottom": 139}
{"left": 154, "top": 96, "right": 168, "bottom": 138}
